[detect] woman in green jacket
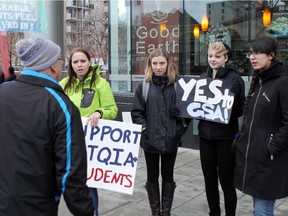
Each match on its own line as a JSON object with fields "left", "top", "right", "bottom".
{"left": 60, "top": 48, "right": 118, "bottom": 216}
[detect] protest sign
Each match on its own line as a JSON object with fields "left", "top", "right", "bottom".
{"left": 176, "top": 76, "right": 234, "bottom": 124}
{"left": 82, "top": 118, "right": 142, "bottom": 195}
{"left": 0, "top": 0, "right": 47, "bottom": 32}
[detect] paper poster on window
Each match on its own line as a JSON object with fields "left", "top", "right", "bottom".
{"left": 82, "top": 118, "right": 142, "bottom": 195}
{"left": 176, "top": 76, "right": 235, "bottom": 124}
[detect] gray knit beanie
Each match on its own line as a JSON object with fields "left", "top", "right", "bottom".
{"left": 16, "top": 37, "right": 61, "bottom": 71}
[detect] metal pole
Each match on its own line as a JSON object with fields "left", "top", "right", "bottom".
{"left": 29, "top": 1, "right": 65, "bottom": 59}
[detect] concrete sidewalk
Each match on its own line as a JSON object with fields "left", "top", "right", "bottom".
{"left": 59, "top": 147, "right": 288, "bottom": 215}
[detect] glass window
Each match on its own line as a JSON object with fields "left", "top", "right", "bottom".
{"left": 109, "top": 0, "right": 132, "bottom": 92}
{"left": 130, "top": 0, "right": 182, "bottom": 91}
{"left": 109, "top": 0, "right": 288, "bottom": 93}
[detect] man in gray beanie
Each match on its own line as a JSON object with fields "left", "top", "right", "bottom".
{"left": 0, "top": 37, "right": 94, "bottom": 216}
{"left": 15, "top": 37, "right": 63, "bottom": 80}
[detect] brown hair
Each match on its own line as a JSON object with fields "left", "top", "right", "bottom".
{"left": 64, "top": 48, "right": 98, "bottom": 93}
{"left": 240, "top": 74, "right": 258, "bottom": 130}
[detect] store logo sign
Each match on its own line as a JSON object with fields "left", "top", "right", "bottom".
{"left": 151, "top": 10, "right": 168, "bottom": 24}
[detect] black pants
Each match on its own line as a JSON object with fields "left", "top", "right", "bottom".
{"left": 199, "top": 138, "right": 237, "bottom": 216}
{"left": 144, "top": 150, "right": 177, "bottom": 183}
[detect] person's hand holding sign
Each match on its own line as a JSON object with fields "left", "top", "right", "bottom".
{"left": 87, "top": 111, "right": 102, "bottom": 128}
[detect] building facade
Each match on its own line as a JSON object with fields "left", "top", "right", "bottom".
{"left": 65, "top": 0, "right": 109, "bottom": 64}
{"left": 108, "top": 0, "right": 288, "bottom": 93}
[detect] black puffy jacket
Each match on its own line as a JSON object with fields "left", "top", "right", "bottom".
{"left": 131, "top": 75, "right": 188, "bottom": 155}
{"left": 234, "top": 62, "right": 288, "bottom": 199}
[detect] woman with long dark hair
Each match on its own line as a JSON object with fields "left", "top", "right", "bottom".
{"left": 234, "top": 36, "right": 288, "bottom": 216}
{"left": 60, "top": 48, "right": 118, "bottom": 216}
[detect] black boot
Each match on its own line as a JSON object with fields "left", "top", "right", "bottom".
{"left": 145, "top": 182, "right": 161, "bottom": 216}
{"left": 209, "top": 213, "right": 221, "bottom": 216}
{"left": 162, "top": 182, "right": 176, "bottom": 216}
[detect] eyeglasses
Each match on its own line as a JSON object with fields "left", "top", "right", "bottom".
{"left": 246, "top": 51, "right": 264, "bottom": 58}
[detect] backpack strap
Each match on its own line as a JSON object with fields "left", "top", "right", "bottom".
{"left": 142, "top": 80, "right": 150, "bottom": 102}
{"left": 142, "top": 80, "right": 177, "bottom": 102}
{"left": 173, "top": 81, "right": 177, "bottom": 91}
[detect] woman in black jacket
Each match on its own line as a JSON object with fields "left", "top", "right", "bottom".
{"left": 198, "top": 42, "right": 245, "bottom": 216}
{"left": 131, "top": 48, "right": 188, "bottom": 216}
{"left": 234, "top": 36, "right": 288, "bottom": 216}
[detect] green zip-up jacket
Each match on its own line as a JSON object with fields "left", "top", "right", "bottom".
{"left": 59, "top": 65, "right": 118, "bottom": 119}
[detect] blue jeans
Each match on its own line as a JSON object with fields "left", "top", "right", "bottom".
{"left": 89, "top": 187, "right": 99, "bottom": 216}
{"left": 253, "top": 197, "right": 275, "bottom": 216}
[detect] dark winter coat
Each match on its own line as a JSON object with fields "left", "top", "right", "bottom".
{"left": 0, "top": 70, "right": 94, "bottom": 216}
{"left": 5, "top": 65, "right": 16, "bottom": 82}
{"left": 131, "top": 75, "right": 188, "bottom": 155}
{"left": 0, "top": 70, "right": 4, "bottom": 84}
{"left": 198, "top": 65, "right": 245, "bottom": 140}
{"left": 5, "top": 74, "right": 17, "bottom": 82}
{"left": 234, "top": 62, "right": 288, "bottom": 199}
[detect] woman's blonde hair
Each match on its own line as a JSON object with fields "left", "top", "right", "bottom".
{"left": 208, "top": 42, "right": 230, "bottom": 61}
{"left": 144, "top": 48, "right": 178, "bottom": 85}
